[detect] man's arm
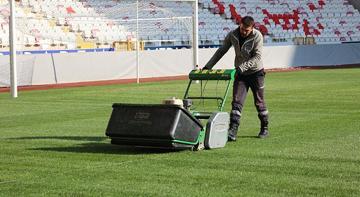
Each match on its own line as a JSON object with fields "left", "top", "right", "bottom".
{"left": 203, "top": 33, "right": 232, "bottom": 69}
{"left": 238, "top": 33, "right": 263, "bottom": 72}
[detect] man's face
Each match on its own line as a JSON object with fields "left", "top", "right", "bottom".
{"left": 239, "top": 24, "right": 253, "bottom": 38}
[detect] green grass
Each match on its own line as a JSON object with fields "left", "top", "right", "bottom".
{"left": 0, "top": 68, "right": 359, "bottom": 196}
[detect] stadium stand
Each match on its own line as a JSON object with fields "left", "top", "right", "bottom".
{"left": 201, "top": 0, "right": 360, "bottom": 45}
{"left": 0, "top": 0, "right": 359, "bottom": 52}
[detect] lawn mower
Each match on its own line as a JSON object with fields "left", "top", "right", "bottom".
{"left": 105, "top": 69, "right": 235, "bottom": 150}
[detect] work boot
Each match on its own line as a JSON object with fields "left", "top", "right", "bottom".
{"left": 258, "top": 112, "right": 269, "bottom": 138}
{"left": 228, "top": 123, "right": 239, "bottom": 141}
{"left": 258, "top": 126, "right": 269, "bottom": 138}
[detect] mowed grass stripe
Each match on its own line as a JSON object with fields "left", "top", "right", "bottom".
{"left": 0, "top": 68, "right": 359, "bottom": 196}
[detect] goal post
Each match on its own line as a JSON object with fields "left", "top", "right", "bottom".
{"left": 133, "top": 0, "right": 199, "bottom": 83}
{"left": 156, "top": 0, "right": 199, "bottom": 67}
{"left": 8, "top": 0, "right": 199, "bottom": 97}
{"left": 10, "top": 0, "right": 17, "bottom": 98}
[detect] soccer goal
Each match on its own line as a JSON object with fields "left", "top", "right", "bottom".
{"left": 6, "top": 0, "right": 199, "bottom": 97}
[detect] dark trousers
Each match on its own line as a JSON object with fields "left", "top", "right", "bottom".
{"left": 230, "top": 69, "right": 269, "bottom": 129}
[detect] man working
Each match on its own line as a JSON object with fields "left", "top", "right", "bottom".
{"left": 202, "top": 16, "right": 269, "bottom": 140}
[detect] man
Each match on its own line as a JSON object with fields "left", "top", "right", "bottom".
{"left": 202, "top": 16, "right": 269, "bottom": 141}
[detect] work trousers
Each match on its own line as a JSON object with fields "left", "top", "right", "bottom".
{"left": 230, "top": 69, "right": 269, "bottom": 128}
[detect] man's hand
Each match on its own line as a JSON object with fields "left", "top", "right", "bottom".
{"left": 202, "top": 66, "right": 209, "bottom": 70}
{"left": 236, "top": 67, "right": 242, "bottom": 73}
{"left": 195, "top": 65, "right": 209, "bottom": 70}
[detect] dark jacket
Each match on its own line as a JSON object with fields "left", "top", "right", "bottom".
{"left": 204, "top": 27, "right": 264, "bottom": 75}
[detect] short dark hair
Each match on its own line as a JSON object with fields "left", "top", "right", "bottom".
{"left": 241, "top": 16, "right": 255, "bottom": 27}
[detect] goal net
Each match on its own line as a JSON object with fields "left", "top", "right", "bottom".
{"left": 0, "top": 0, "right": 197, "bottom": 90}
{"left": 0, "top": 56, "right": 36, "bottom": 87}
{"left": 10, "top": 0, "right": 195, "bottom": 50}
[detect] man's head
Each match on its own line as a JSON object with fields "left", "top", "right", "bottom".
{"left": 239, "top": 16, "right": 255, "bottom": 38}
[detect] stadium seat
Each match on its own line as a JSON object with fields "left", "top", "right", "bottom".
{"left": 0, "top": 0, "right": 359, "bottom": 50}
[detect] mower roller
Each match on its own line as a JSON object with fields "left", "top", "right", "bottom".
{"left": 105, "top": 69, "right": 235, "bottom": 150}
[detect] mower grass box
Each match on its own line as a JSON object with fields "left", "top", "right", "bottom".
{"left": 106, "top": 103, "right": 204, "bottom": 149}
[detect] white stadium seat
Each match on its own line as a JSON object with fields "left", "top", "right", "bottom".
{"left": 0, "top": 0, "right": 359, "bottom": 51}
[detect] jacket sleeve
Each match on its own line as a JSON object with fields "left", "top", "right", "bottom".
{"left": 238, "top": 33, "right": 263, "bottom": 72}
{"left": 203, "top": 33, "right": 232, "bottom": 69}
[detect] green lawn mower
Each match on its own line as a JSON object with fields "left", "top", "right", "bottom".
{"left": 105, "top": 69, "right": 235, "bottom": 150}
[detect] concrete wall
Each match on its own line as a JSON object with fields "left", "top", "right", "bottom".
{"left": 1, "top": 43, "right": 360, "bottom": 87}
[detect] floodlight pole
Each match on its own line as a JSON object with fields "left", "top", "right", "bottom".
{"left": 192, "top": 0, "right": 199, "bottom": 69}
{"left": 136, "top": 0, "right": 140, "bottom": 84}
{"left": 10, "top": 0, "right": 17, "bottom": 98}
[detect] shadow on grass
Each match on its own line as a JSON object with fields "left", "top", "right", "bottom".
{"left": 9, "top": 135, "right": 186, "bottom": 155}
{"left": 30, "top": 143, "right": 184, "bottom": 155}
{"left": 9, "top": 136, "right": 107, "bottom": 142}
